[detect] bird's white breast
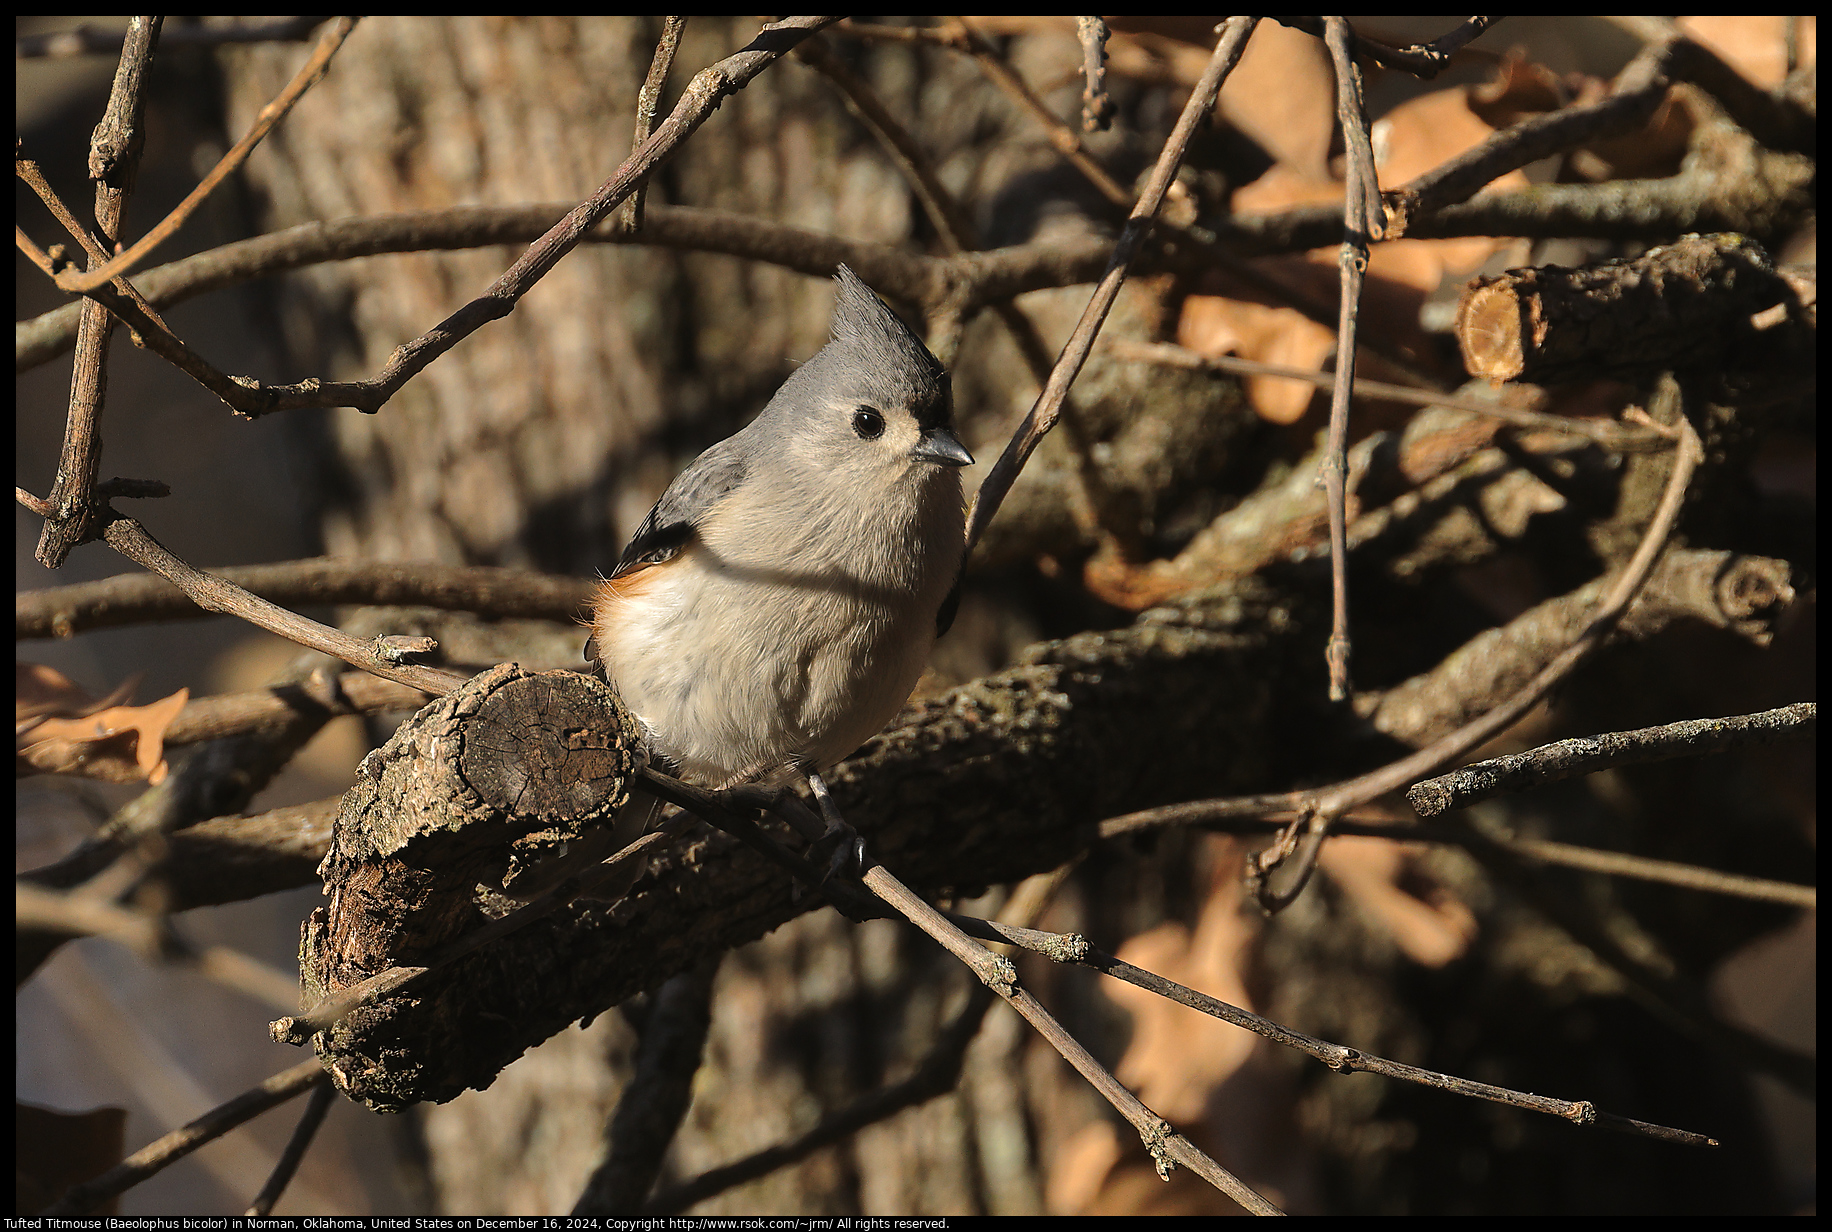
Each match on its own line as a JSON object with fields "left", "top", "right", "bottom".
{"left": 595, "top": 468, "right": 962, "bottom": 785}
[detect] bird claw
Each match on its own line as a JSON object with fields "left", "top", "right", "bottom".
{"left": 807, "top": 818, "right": 867, "bottom": 883}
{"left": 803, "top": 770, "right": 870, "bottom": 881}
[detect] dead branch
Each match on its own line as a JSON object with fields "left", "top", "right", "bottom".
{"left": 1408, "top": 702, "right": 1816, "bottom": 816}
{"left": 30, "top": 16, "right": 160, "bottom": 568}
{"left": 18, "top": 556, "right": 593, "bottom": 639}
{"left": 38, "top": 1059, "right": 327, "bottom": 1216}
{"left": 1456, "top": 233, "right": 1795, "bottom": 384}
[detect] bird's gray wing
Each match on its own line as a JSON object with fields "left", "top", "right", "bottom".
{"left": 609, "top": 439, "right": 749, "bottom": 578}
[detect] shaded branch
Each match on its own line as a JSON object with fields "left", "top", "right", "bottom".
{"left": 95, "top": 512, "right": 467, "bottom": 696}
{"left": 1386, "top": 32, "right": 1815, "bottom": 236}
{"left": 1097, "top": 809, "right": 1816, "bottom": 910}
{"left": 1366, "top": 549, "right": 1797, "bottom": 747}
{"left": 30, "top": 16, "right": 160, "bottom": 568}
{"left": 20, "top": 17, "right": 843, "bottom": 417}
{"left": 949, "top": 912, "right": 1716, "bottom": 1148}
{"left": 1458, "top": 827, "right": 1816, "bottom": 1094}
{"left": 1247, "top": 394, "right": 1704, "bottom": 908}
{"left": 645, "top": 983, "right": 998, "bottom": 1213}
{"left": 15, "top": 882, "right": 301, "bottom": 1012}
{"left": 18, "top": 555, "right": 593, "bottom": 639}
{"left": 54, "top": 18, "right": 359, "bottom": 294}
{"left": 17, "top": 16, "right": 326, "bottom": 58}
{"left": 965, "top": 18, "right": 1261, "bottom": 555}
{"left": 244, "top": 1076, "right": 335, "bottom": 1217}
{"left": 1104, "top": 339, "right": 1662, "bottom": 450}
{"left": 17, "top": 204, "right": 1111, "bottom": 373}
{"left": 39, "top": 1059, "right": 327, "bottom": 1217}
{"left": 573, "top": 958, "right": 720, "bottom": 1216}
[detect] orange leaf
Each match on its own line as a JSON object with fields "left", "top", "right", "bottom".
{"left": 16, "top": 663, "right": 188, "bottom": 784}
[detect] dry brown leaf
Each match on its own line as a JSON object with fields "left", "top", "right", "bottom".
{"left": 1211, "top": 20, "right": 1338, "bottom": 181}
{"left": 1318, "top": 835, "right": 1477, "bottom": 968}
{"left": 1052, "top": 838, "right": 1316, "bottom": 1213}
{"left": 1678, "top": 15, "right": 1816, "bottom": 87}
{"left": 16, "top": 662, "right": 188, "bottom": 784}
{"left": 1183, "top": 75, "right": 1532, "bottom": 423}
{"left": 1045, "top": 1118, "right": 1126, "bottom": 1215}
{"left": 1466, "top": 47, "right": 1568, "bottom": 129}
{"left": 1177, "top": 292, "right": 1337, "bottom": 424}
{"left": 17, "top": 661, "right": 135, "bottom": 721}
{"left": 1103, "top": 840, "right": 1263, "bottom": 1123}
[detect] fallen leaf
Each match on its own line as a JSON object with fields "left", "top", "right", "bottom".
{"left": 16, "top": 663, "right": 188, "bottom": 784}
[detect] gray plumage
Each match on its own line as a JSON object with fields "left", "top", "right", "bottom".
{"left": 591, "top": 266, "right": 972, "bottom": 786}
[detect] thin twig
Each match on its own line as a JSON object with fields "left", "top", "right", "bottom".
{"left": 797, "top": 37, "right": 979, "bottom": 249}
{"left": 22, "top": 140, "right": 1798, "bottom": 376}
{"left": 858, "top": 861, "right": 1282, "bottom": 1212}
{"left": 1483, "top": 831, "right": 1815, "bottom": 910}
{"left": 946, "top": 913, "right": 1718, "bottom": 1149}
{"left": 39, "top": 1058, "right": 327, "bottom": 1216}
{"left": 622, "top": 17, "right": 687, "bottom": 232}
{"left": 1103, "top": 340, "right": 1669, "bottom": 451}
{"left": 30, "top": 16, "right": 160, "bottom": 570}
{"left": 1075, "top": 16, "right": 1114, "bottom": 132}
{"left": 940, "top": 15, "right": 1449, "bottom": 390}
{"left": 17, "top": 553, "right": 594, "bottom": 639}
{"left": 26, "top": 16, "right": 843, "bottom": 419}
{"left": 15, "top": 476, "right": 170, "bottom": 515}
{"left": 243, "top": 1074, "right": 335, "bottom": 1216}
{"left": 15, "top": 157, "right": 280, "bottom": 419}
{"left": 1098, "top": 809, "right": 1817, "bottom": 909}
{"left": 14, "top": 203, "right": 1111, "bottom": 374}
{"left": 952, "top": 17, "right": 1131, "bottom": 210}
{"left": 1409, "top": 703, "right": 1817, "bottom": 817}
{"left": 965, "top": 18, "right": 1261, "bottom": 556}
{"left": 646, "top": 869, "right": 1070, "bottom": 1214}
{"left": 1247, "top": 377, "right": 1706, "bottom": 911}
{"left": 96, "top": 510, "right": 468, "bottom": 696}
{"left": 15, "top": 883, "right": 302, "bottom": 1012}
{"left": 1319, "top": 16, "right": 1382, "bottom": 702}
{"left": 1459, "top": 829, "right": 1816, "bottom": 1094}
{"left": 57, "top": 19, "right": 358, "bottom": 294}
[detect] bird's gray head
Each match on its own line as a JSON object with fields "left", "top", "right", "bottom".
{"left": 748, "top": 266, "right": 972, "bottom": 479}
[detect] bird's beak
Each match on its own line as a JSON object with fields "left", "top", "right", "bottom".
{"left": 913, "top": 426, "right": 973, "bottom": 467}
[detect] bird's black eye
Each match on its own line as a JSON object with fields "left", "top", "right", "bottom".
{"left": 852, "top": 407, "right": 885, "bottom": 439}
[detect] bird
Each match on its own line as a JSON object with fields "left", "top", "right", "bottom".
{"left": 533, "top": 265, "right": 973, "bottom": 898}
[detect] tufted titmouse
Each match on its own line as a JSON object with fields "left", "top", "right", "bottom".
{"left": 520, "top": 267, "right": 971, "bottom": 900}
